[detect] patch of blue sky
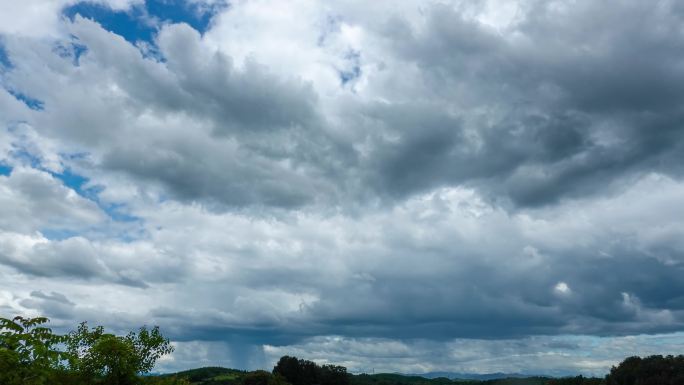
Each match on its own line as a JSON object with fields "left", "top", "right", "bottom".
{"left": 101, "top": 202, "right": 140, "bottom": 223}
{"left": 317, "top": 14, "right": 343, "bottom": 47}
{"left": 40, "top": 223, "right": 144, "bottom": 242}
{"left": 6, "top": 132, "right": 140, "bottom": 228}
{"left": 8, "top": 143, "right": 87, "bottom": 194}
{"left": 339, "top": 50, "right": 362, "bottom": 86}
{"left": 0, "top": 40, "right": 11, "bottom": 69}
{"left": 50, "top": 167, "right": 140, "bottom": 223}
{"left": 146, "top": 0, "right": 227, "bottom": 34}
{"left": 6, "top": 89, "right": 45, "bottom": 111}
{"left": 61, "top": 151, "right": 90, "bottom": 162}
{"left": 0, "top": 162, "right": 12, "bottom": 176}
{"left": 53, "top": 38, "right": 88, "bottom": 66}
{"left": 39, "top": 228, "right": 80, "bottom": 241}
{"left": 339, "top": 65, "right": 361, "bottom": 85}
{"left": 62, "top": 0, "right": 227, "bottom": 46}
{"left": 8, "top": 146, "right": 43, "bottom": 169}
{"left": 51, "top": 167, "right": 94, "bottom": 197}
{"left": 1, "top": 44, "right": 44, "bottom": 109}
{"left": 63, "top": 2, "right": 156, "bottom": 44}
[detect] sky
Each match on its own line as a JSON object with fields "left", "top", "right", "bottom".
{"left": 1, "top": 0, "right": 684, "bottom": 377}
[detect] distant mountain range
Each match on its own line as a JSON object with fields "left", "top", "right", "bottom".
{"left": 151, "top": 366, "right": 595, "bottom": 385}
{"left": 408, "top": 372, "right": 539, "bottom": 381}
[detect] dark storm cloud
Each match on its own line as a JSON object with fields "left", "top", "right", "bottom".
{"left": 361, "top": 0, "right": 684, "bottom": 207}
{"left": 363, "top": 102, "right": 592, "bottom": 204}
{"left": 304, "top": 261, "right": 682, "bottom": 341}
{"left": 137, "top": 205, "right": 684, "bottom": 346}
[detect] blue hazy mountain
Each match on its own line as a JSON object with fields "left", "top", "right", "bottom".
{"left": 408, "top": 372, "right": 537, "bottom": 381}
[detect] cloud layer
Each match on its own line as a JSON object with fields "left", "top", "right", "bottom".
{"left": 1, "top": 0, "right": 684, "bottom": 376}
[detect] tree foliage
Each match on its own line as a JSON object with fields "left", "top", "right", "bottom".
{"left": 66, "top": 321, "right": 174, "bottom": 385}
{"left": 273, "top": 355, "right": 349, "bottom": 385}
{"left": 0, "top": 316, "right": 70, "bottom": 385}
{"left": 0, "top": 315, "right": 174, "bottom": 385}
{"left": 547, "top": 375, "right": 602, "bottom": 385}
{"left": 243, "top": 370, "right": 292, "bottom": 385}
{"left": 605, "top": 355, "right": 684, "bottom": 385}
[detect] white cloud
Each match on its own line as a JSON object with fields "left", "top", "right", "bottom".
{"left": 554, "top": 282, "right": 571, "bottom": 296}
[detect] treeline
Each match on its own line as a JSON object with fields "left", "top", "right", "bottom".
{"left": 0, "top": 316, "right": 178, "bottom": 385}
{"left": 605, "top": 355, "right": 684, "bottom": 385}
{"left": 162, "top": 355, "right": 684, "bottom": 385}
{"left": 159, "top": 357, "right": 349, "bottom": 385}
{"left": 273, "top": 355, "right": 349, "bottom": 385}
{"left": 542, "top": 355, "right": 684, "bottom": 384}
{"left": 5, "top": 315, "right": 684, "bottom": 385}
{"left": 546, "top": 376, "right": 602, "bottom": 385}
{"left": 158, "top": 355, "right": 684, "bottom": 385}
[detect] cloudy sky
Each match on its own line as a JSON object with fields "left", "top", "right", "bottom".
{"left": 2, "top": 0, "right": 684, "bottom": 377}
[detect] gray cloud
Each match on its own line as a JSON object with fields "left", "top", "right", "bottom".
{"left": 0, "top": 167, "right": 104, "bottom": 232}
{"left": 11, "top": 1, "right": 684, "bottom": 210}
{"left": 19, "top": 291, "right": 76, "bottom": 319}
{"left": 358, "top": 0, "right": 684, "bottom": 207}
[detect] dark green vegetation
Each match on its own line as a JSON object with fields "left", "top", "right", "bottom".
{"left": 273, "top": 355, "right": 349, "bottom": 385}
{"left": 605, "top": 355, "right": 684, "bottom": 385}
{"left": 151, "top": 358, "right": 599, "bottom": 385}
{"left": 351, "top": 373, "right": 553, "bottom": 385}
{"left": 3, "top": 316, "right": 684, "bottom": 385}
{"left": 154, "top": 365, "right": 600, "bottom": 385}
{"left": 156, "top": 355, "right": 684, "bottom": 385}
{"left": 0, "top": 316, "right": 174, "bottom": 385}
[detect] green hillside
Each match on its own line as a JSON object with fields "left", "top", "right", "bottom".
{"left": 151, "top": 368, "right": 592, "bottom": 385}
{"left": 157, "top": 367, "right": 247, "bottom": 384}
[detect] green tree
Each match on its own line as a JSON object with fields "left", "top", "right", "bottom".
{"left": 66, "top": 321, "right": 175, "bottom": 385}
{"left": 1, "top": 315, "right": 174, "bottom": 385}
{"left": 273, "top": 356, "right": 305, "bottom": 385}
{"left": 0, "top": 316, "right": 70, "bottom": 385}
{"left": 243, "top": 370, "right": 292, "bottom": 385}
{"left": 273, "top": 356, "right": 349, "bottom": 385}
{"left": 319, "top": 364, "right": 348, "bottom": 385}
{"left": 605, "top": 355, "right": 684, "bottom": 385}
